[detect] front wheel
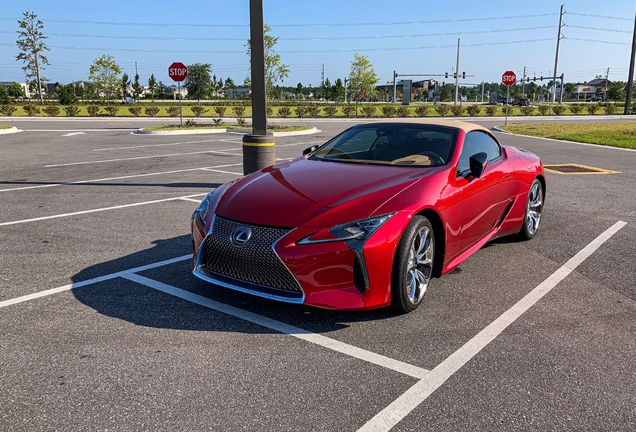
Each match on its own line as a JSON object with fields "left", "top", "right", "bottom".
{"left": 519, "top": 179, "right": 544, "bottom": 240}
{"left": 391, "top": 216, "right": 435, "bottom": 314}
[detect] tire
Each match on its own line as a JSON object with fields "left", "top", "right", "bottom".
{"left": 391, "top": 216, "right": 435, "bottom": 314}
{"left": 518, "top": 179, "right": 544, "bottom": 240}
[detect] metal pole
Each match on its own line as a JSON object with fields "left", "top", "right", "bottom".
{"left": 522, "top": 66, "right": 526, "bottom": 97}
{"left": 481, "top": 82, "right": 484, "bottom": 103}
{"left": 243, "top": 0, "right": 275, "bottom": 175}
{"left": 559, "top": 74, "right": 564, "bottom": 104}
{"left": 454, "top": 38, "right": 460, "bottom": 105}
{"left": 624, "top": 11, "right": 636, "bottom": 114}
{"left": 393, "top": 71, "right": 397, "bottom": 103}
{"left": 178, "top": 81, "right": 182, "bottom": 126}
{"left": 505, "top": 85, "right": 510, "bottom": 126}
{"left": 552, "top": 4, "right": 564, "bottom": 103}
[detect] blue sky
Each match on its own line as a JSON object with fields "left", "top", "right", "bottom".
{"left": 1, "top": 0, "right": 635, "bottom": 89}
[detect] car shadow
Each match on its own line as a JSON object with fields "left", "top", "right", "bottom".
{"left": 71, "top": 234, "right": 400, "bottom": 334}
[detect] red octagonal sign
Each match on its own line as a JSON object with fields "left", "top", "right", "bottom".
{"left": 502, "top": 70, "right": 517, "bottom": 87}
{"left": 168, "top": 62, "right": 188, "bottom": 82}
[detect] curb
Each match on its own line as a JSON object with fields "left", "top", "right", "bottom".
{"left": 134, "top": 126, "right": 320, "bottom": 137}
{"left": 0, "top": 127, "right": 23, "bottom": 135}
{"left": 226, "top": 127, "right": 321, "bottom": 137}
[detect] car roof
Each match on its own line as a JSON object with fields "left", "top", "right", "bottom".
{"left": 352, "top": 120, "right": 492, "bottom": 134}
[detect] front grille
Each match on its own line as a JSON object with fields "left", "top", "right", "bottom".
{"left": 201, "top": 217, "right": 302, "bottom": 293}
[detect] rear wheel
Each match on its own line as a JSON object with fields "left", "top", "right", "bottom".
{"left": 519, "top": 179, "right": 543, "bottom": 240}
{"left": 391, "top": 216, "right": 435, "bottom": 314}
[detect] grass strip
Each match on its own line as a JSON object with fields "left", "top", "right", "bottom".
{"left": 500, "top": 123, "right": 636, "bottom": 150}
{"left": 0, "top": 125, "right": 13, "bottom": 129}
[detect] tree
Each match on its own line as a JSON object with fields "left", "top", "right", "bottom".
{"left": 132, "top": 72, "right": 142, "bottom": 101}
{"left": 332, "top": 78, "right": 345, "bottom": 102}
{"left": 15, "top": 11, "right": 50, "bottom": 103}
{"left": 148, "top": 74, "right": 157, "bottom": 101}
{"left": 296, "top": 82, "right": 303, "bottom": 98}
{"left": 121, "top": 73, "right": 130, "bottom": 99}
{"left": 607, "top": 81, "right": 625, "bottom": 101}
{"left": 7, "top": 81, "right": 25, "bottom": 98}
{"left": 347, "top": 53, "right": 379, "bottom": 102}
{"left": 224, "top": 77, "right": 236, "bottom": 97}
{"left": 246, "top": 24, "right": 290, "bottom": 98}
{"left": 0, "top": 87, "right": 10, "bottom": 104}
{"left": 55, "top": 84, "right": 77, "bottom": 105}
{"left": 210, "top": 74, "right": 223, "bottom": 98}
{"left": 320, "top": 78, "right": 332, "bottom": 100}
{"left": 89, "top": 54, "right": 122, "bottom": 101}
{"left": 184, "top": 63, "right": 211, "bottom": 103}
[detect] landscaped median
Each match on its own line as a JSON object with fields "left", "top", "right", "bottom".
{"left": 137, "top": 121, "right": 318, "bottom": 136}
{"left": 499, "top": 123, "right": 636, "bottom": 150}
{"left": 0, "top": 125, "right": 22, "bottom": 134}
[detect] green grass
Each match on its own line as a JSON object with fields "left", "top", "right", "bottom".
{"left": 0, "top": 125, "right": 13, "bottom": 129}
{"left": 500, "top": 123, "right": 636, "bottom": 149}
{"left": 145, "top": 123, "right": 312, "bottom": 132}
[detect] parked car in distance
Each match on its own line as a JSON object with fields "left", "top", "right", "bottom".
{"left": 499, "top": 96, "right": 512, "bottom": 105}
{"left": 512, "top": 98, "right": 530, "bottom": 106}
{"left": 588, "top": 96, "right": 602, "bottom": 102}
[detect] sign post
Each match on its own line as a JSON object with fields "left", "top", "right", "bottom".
{"left": 501, "top": 70, "right": 516, "bottom": 126}
{"left": 168, "top": 62, "right": 188, "bottom": 126}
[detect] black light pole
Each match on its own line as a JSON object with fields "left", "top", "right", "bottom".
{"left": 624, "top": 11, "right": 636, "bottom": 115}
{"left": 243, "top": 0, "right": 275, "bottom": 175}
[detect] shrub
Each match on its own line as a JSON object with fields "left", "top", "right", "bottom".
{"left": 360, "top": 105, "right": 376, "bottom": 117}
{"left": 42, "top": 105, "right": 60, "bottom": 116}
{"left": 23, "top": 103, "right": 40, "bottom": 116}
{"left": 323, "top": 106, "right": 337, "bottom": 117}
{"left": 236, "top": 117, "right": 247, "bottom": 126}
{"left": 144, "top": 106, "right": 160, "bottom": 117}
{"left": 466, "top": 105, "right": 481, "bottom": 117}
{"left": 232, "top": 106, "right": 246, "bottom": 117}
{"left": 191, "top": 105, "right": 209, "bottom": 117}
{"left": 306, "top": 105, "right": 321, "bottom": 117}
{"left": 64, "top": 105, "right": 81, "bottom": 117}
{"left": 631, "top": 103, "right": 636, "bottom": 114}
{"left": 435, "top": 104, "right": 450, "bottom": 117}
{"left": 278, "top": 106, "right": 292, "bottom": 118}
{"left": 569, "top": 104, "right": 584, "bottom": 115}
{"left": 603, "top": 103, "right": 617, "bottom": 115}
{"left": 586, "top": 104, "right": 600, "bottom": 115}
{"left": 414, "top": 105, "right": 430, "bottom": 117}
{"left": 485, "top": 105, "right": 498, "bottom": 116}
{"left": 380, "top": 106, "right": 396, "bottom": 117}
{"left": 537, "top": 105, "right": 550, "bottom": 115}
{"left": 185, "top": 119, "right": 197, "bottom": 127}
{"left": 396, "top": 106, "right": 410, "bottom": 117}
{"left": 520, "top": 106, "right": 535, "bottom": 116}
{"left": 342, "top": 105, "right": 356, "bottom": 118}
{"left": 551, "top": 105, "right": 566, "bottom": 116}
{"left": 87, "top": 105, "right": 101, "bottom": 117}
{"left": 166, "top": 106, "right": 180, "bottom": 117}
{"left": 128, "top": 106, "right": 142, "bottom": 117}
{"left": 295, "top": 106, "right": 308, "bottom": 118}
{"left": 103, "top": 105, "right": 119, "bottom": 116}
{"left": 266, "top": 106, "right": 273, "bottom": 117}
{"left": 0, "top": 105, "right": 17, "bottom": 116}
{"left": 214, "top": 106, "right": 227, "bottom": 117}
{"left": 450, "top": 105, "right": 466, "bottom": 117}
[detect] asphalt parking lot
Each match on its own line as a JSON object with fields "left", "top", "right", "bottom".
{"left": 1, "top": 117, "right": 635, "bottom": 431}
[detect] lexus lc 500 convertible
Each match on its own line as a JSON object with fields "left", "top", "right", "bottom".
{"left": 191, "top": 121, "right": 545, "bottom": 313}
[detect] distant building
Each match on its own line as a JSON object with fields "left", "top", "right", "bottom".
{"left": 0, "top": 81, "right": 31, "bottom": 98}
{"left": 573, "top": 78, "right": 611, "bottom": 100}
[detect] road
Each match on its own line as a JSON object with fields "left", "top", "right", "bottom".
{"left": 1, "top": 117, "right": 635, "bottom": 431}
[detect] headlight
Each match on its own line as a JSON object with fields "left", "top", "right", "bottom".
{"left": 192, "top": 181, "right": 235, "bottom": 223}
{"left": 298, "top": 214, "right": 394, "bottom": 244}
{"left": 192, "top": 192, "right": 213, "bottom": 222}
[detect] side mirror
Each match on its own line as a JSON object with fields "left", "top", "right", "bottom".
{"left": 303, "top": 145, "right": 319, "bottom": 156}
{"left": 468, "top": 152, "right": 488, "bottom": 178}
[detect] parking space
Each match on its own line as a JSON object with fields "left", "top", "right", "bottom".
{"left": 1, "top": 120, "right": 635, "bottom": 430}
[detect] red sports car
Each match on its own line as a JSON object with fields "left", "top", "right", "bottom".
{"left": 191, "top": 121, "right": 545, "bottom": 313}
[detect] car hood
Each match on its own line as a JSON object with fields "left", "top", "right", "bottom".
{"left": 215, "top": 157, "right": 436, "bottom": 228}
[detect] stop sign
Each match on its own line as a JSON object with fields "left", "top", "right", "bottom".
{"left": 502, "top": 70, "right": 517, "bottom": 86}
{"left": 168, "top": 62, "right": 188, "bottom": 82}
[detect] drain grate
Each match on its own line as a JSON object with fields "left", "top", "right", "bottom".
{"left": 543, "top": 164, "right": 620, "bottom": 175}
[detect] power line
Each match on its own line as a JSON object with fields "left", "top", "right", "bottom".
{"left": 566, "top": 37, "right": 630, "bottom": 46}
{"left": 567, "top": 12, "right": 632, "bottom": 22}
{"left": 565, "top": 25, "right": 632, "bottom": 34}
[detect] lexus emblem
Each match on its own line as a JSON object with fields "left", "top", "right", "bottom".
{"left": 230, "top": 227, "right": 252, "bottom": 246}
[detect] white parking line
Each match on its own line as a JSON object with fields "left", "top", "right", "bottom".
{"left": 122, "top": 273, "right": 430, "bottom": 379}
{"left": 358, "top": 220, "right": 627, "bottom": 432}
{"left": 93, "top": 139, "right": 219, "bottom": 151}
{"left": 0, "top": 165, "right": 243, "bottom": 193}
{"left": 0, "top": 193, "right": 206, "bottom": 227}
{"left": 199, "top": 167, "right": 243, "bottom": 175}
{"left": 44, "top": 150, "right": 242, "bottom": 168}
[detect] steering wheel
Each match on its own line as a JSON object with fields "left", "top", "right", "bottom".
{"left": 418, "top": 151, "right": 444, "bottom": 165}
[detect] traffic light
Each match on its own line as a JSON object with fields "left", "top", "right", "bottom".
{"left": 540, "top": 76, "right": 543, "bottom": 81}
{"left": 533, "top": 76, "right": 536, "bottom": 82}
{"left": 442, "top": 81, "right": 445, "bottom": 86}
{"left": 462, "top": 71, "right": 466, "bottom": 79}
{"left": 445, "top": 72, "right": 448, "bottom": 78}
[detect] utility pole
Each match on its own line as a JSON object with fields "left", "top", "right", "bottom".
{"left": 243, "top": 0, "right": 274, "bottom": 175}
{"left": 393, "top": 71, "right": 397, "bottom": 103}
{"left": 454, "top": 38, "right": 460, "bottom": 105}
{"left": 321, "top": 63, "right": 324, "bottom": 87}
{"left": 522, "top": 66, "right": 527, "bottom": 97}
{"left": 626, "top": 10, "right": 636, "bottom": 114}
{"left": 552, "top": 4, "right": 565, "bottom": 103}
{"left": 481, "top": 82, "right": 484, "bottom": 103}
{"left": 135, "top": 61, "right": 138, "bottom": 76}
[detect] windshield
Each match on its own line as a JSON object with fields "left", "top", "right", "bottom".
{"left": 309, "top": 124, "right": 458, "bottom": 167}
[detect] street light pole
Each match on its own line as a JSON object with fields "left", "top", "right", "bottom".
{"left": 243, "top": 0, "right": 275, "bottom": 175}
{"left": 625, "top": 11, "right": 636, "bottom": 115}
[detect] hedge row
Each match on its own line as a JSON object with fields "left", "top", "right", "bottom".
{"left": 1, "top": 103, "right": 634, "bottom": 118}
